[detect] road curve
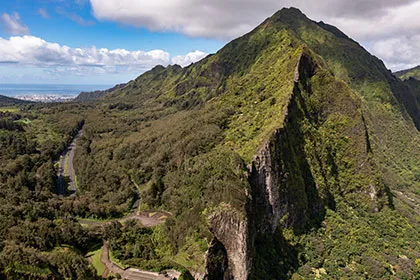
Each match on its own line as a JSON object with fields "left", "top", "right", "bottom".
{"left": 101, "top": 243, "right": 178, "bottom": 280}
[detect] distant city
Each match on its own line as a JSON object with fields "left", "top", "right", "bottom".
{"left": 0, "top": 84, "right": 111, "bottom": 102}
{"left": 15, "top": 94, "right": 76, "bottom": 102}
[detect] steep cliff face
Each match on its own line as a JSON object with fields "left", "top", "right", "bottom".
{"left": 205, "top": 54, "right": 315, "bottom": 280}
{"left": 207, "top": 205, "right": 250, "bottom": 280}
{"left": 248, "top": 53, "right": 324, "bottom": 236}
{"left": 204, "top": 238, "right": 231, "bottom": 280}
{"left": 206, "top": 49, "right": 389, "bottom": 279}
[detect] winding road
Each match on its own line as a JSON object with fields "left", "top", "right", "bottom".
{"left": 84, "top": 211, "right": 177, "bottom": 280}
{"left": 58, "top": 130, "right": 179, "bottom": 279}
{"left": 57, "top": 130, "right": 82, "bottom": 196}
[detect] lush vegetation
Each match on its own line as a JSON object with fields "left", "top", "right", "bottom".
{"left": 395, "top": 65, "right": 420, "bottom": 81}
{"left": 88, "top": 247, "right": 106, "bottom": 276}
{"left": 0, "top": 7, "right": 419, "bottom": 280}
{"left": 0, "top": 95, "right": 32, "bottom": 106}
{"left": 0, "top": 103, "right": 101, "bottom": 279}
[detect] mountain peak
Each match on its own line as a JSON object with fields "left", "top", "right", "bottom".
{"left": 269, "top": 7, "right": 308, "bottom": 24}
{"left": 275, "top": 7, "right": 306, "bottom": 17}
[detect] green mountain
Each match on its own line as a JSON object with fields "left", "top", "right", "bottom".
{"left": 69, "top": 7, "right": 420, "bottom": 279}
{"left": 0, "top": 95, "right": 32, "bottom": 106}
{"left": 74, "top": 83, "right": 127, "bottom": 102}
{"left": 395, "top": 66, "right": 420, "bottom": 107}
{"left": 395, "top": 65, "right": 420, "bottom": 81}
{"left": 1, "top": 7, "right": 419, "bottom": 280}
{"left": 403, "top": 77, "right": 420, "bottom": 105}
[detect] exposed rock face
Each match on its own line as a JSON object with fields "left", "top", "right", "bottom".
{"left": 204, "top": 238, "right": 231, "bottom": 280}
{"left": 207, "top": 206, "right": 250, "bottom": 280}
{"left": 248, "top": 53, "right": 324, "bottom": 235}
{"left": 205, "top": 53, "right": 325, "bottom": 280}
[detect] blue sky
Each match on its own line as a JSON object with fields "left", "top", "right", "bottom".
{"left": 1, "top": 0, "right": 420, "bottom": 85}
{"left": 0, "top": 0, "right": 225, "bottom": 85}
{"left": 1, "top": 0, "right": 224, "bottom": 54}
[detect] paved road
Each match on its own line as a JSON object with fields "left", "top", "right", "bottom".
{"left": 101, "top": 243, "right": 178, "bottom": 280}
{"left": 57, "top": 130, "right": 82, "bottom": 196}
{"left": 84, "top": 211, "right": 176, "bottom": 279}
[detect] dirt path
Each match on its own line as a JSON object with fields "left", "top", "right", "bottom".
{"left": 122, "top": 211, "right": 172, "bottom": 227}
{"left": 80, "top": 210, "right": 171, "bottom": 228}
{"left": 101, "top": 243, "right": 177, "bottom": 280}
{"left": 57, "top": 130, "right": 82, "bottom": 196}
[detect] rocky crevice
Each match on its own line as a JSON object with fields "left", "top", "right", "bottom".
{"left": 204, "top": 238, "right": 231, "bottom": 280}
{"left": 207, "top": 206, "right": 250, "bottom": 280}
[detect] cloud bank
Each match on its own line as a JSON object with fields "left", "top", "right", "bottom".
{"left": 0, "top": 35, "right": 208, "bottom": 79}
{"left": 89, "top": 0, "right": 420, "bottom": 70}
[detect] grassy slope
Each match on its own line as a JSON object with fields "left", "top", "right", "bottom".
{"left": 71, "top": 8, "right": 420, "bottom": 279}
{"left": 395, "top": 66, "right": 420, "bottom": 81}
{"left": 87, "top": 248, "right": 105, "bottom": 276}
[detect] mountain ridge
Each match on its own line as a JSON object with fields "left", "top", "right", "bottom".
{"left": 74, "top": 83, "right": 127, "bottom": 102}
{"left": 70, "top": 7, "right": 420, "bottom": 279}
{"left": 395, "top": 65, "right": 420, "bottom": 81}
{"left": 1, "top": 7, "right": 420, "bottom": 280}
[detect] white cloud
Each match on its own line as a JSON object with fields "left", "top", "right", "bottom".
{"left": 370, "top": 35, "right": 420, "bottom": 70}
{"left": 38, "top": 8, "right": 50, "bottom": 19}
{"left": 89, "top": 0, "right": 417, "bottom": 39}
{"left": 326, "top": 1, "right": 420, "bottom": 41}
{"left": 0, "top": 12, "right": 30, "bottom": 35}
{"left": 0, "top": 35, "right": 170, "bottom": 67}
{"left": 172, "top": 50, "right": 208, "bottom": 67}
{"left": 89, "top": 0, "right": 420, "bottom": 70}
{"left": 0, "top": 35, "right": 207, "bottom": 82}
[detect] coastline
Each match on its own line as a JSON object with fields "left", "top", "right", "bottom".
{"left": 0, "top": 84, "right": 111, "bottom": 103}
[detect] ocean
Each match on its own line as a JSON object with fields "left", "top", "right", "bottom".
{"left": 0, "top": 84, "right": 111, "bottom": 102}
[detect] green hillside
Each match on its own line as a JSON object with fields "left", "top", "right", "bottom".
{"left": 0, "top": 7, "right": 419, "bottom": 280}
{"left": 74, "top": 83, "right": 127, "bottom": 102}
{"left": 70, "top": 8, "right": 420, "bottom": 279}
{"left": 0, "top": 95, "right": 32, "bottom": 106}
{"left": 395, "top": 66, "right": 420, "bottom": 81}
{"left": 404, "top": 77, "right": 420, "bottom": 105}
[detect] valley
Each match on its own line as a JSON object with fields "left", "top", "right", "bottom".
{"left": 0, "top": 7, "right": 419, "bottom": 280}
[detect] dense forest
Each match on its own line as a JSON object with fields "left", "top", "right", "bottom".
{"left": 0, "top": 104, "right": 101, "bottom": 279}
{"left": 0, "top": 7, "right": 420, "bottom": 280}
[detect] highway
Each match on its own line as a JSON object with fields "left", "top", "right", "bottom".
{"left": 57, "top": 130, "right": 82, "bottom": 196}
